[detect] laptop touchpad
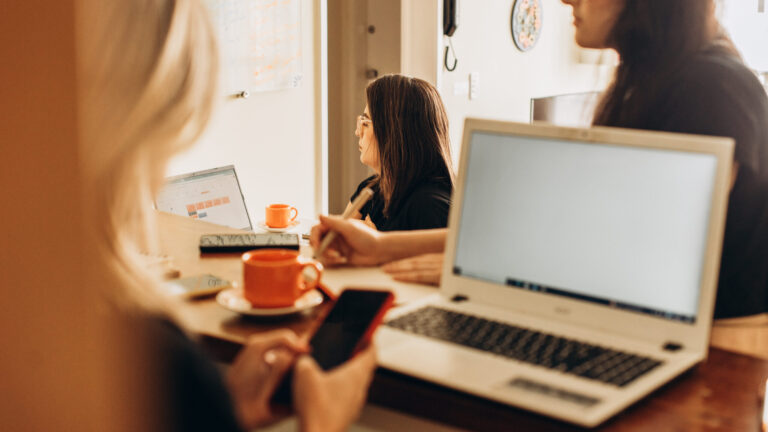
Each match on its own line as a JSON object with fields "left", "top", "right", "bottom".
{"left": 504, "top": 377, "right": 601, "bottom": 408}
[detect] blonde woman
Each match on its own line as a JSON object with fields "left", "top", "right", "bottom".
{"left": 78, "top": 0, "right": 375, "bottom": 431}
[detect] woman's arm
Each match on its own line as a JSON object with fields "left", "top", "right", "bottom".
{"left": 310, "top": 215, "right": 447, "bottom": 266}
{"left": 378, "top": 228, "right": 447, "bottom": 262}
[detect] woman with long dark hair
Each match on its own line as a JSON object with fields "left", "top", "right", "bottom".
{"left": 349, "top": 74, "right": 455, "bottom": 232}
{"left": 564, "top": 0, "right": 768, "bottom": 320}
{"left": 314, "top": 0, "right": 768, "bottom": 324}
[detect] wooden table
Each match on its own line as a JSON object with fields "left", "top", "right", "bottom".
{"left": 158, "top": 212, "right": 768, "bottom": 431}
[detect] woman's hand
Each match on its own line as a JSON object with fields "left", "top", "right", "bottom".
{"left": 226, "top": 330, "right": 308, "bottom": 430}
{"left": 310, "top": 215, "right": 385, "bottom": 266}
{"left": 293, "top": 346, "right": 377, "bottom": 432}
{"left": 382, "top": 253, "right": 445, "bottom": 286}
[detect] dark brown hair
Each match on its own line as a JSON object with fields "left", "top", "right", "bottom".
{"left": 365, "top": 74, "right": 455, "bottom": 216}
{"left": 594, "top": 0, "right": 721, "bottom": 127}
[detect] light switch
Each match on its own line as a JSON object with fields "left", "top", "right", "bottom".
{"left": 470, "top": 72, "right": 479, "bottom": 100}
{"left": 453, "top": 81, "right": 469, "bottom": 97}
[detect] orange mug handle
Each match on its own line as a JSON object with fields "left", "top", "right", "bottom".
{"left": 290, "top": 207, "right": 298, "bottom": 223}
{"left": 298, "top": 258, "right": 322, "bottom": 294}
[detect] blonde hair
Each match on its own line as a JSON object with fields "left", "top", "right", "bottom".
{"left": 78, "top": 0, "right": 218, "bottom": 311}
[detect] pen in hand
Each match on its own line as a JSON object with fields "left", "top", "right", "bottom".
{"left": 313, "top": 187, "right": 374, "bottom": 259}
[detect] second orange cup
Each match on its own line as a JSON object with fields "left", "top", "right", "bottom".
{"left": 265, "top": 203, "right": 298, "bottom": 228}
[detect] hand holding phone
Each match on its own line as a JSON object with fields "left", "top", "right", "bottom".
{"left": 292, "top": 344, "right": 378, "bottom": 432}
{"left": 271, "top": 288, "right": 394, "bottom": 404}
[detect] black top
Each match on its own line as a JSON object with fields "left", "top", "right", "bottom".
{"left": 149, "top": 317, "right": 242, "bottom": 432}
{"left": 605, "top": 49, "right": 768, "bottom": 319}
{"left": 350, "top": 175, "right": 452, "bottom": 232}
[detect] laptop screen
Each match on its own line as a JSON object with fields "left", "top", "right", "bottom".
{"left": 155, "top": 165, "right": 253, "bottom": 231}
{"left": 453, "top": 132, "right": 718, "bottom": 323}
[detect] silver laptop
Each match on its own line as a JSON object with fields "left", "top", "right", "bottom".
{"left": 376, "top": 119, "right": 733, "bottom": 427}
{"left": 155, "top": 165, "right": 253, "bottom": 231}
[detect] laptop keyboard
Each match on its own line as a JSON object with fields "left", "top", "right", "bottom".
{"left": 385, "top": 306, "right": 663, "bottom": 387}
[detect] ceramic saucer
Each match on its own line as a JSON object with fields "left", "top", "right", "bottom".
{"left": 257, "top": 219, "right": 301, "bottom": 233}
{"left": 216, "top": 287, "right": 324, "bottom": 316}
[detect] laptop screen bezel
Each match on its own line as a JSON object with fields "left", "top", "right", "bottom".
{"left": 441, "top": 119, "right": 733, "bottom": 354}
{"left": 154, "top": 164, "right": 253, "bottom": 231}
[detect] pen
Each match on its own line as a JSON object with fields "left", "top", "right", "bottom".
{"left": 313, "top": 187, "right": 374, "bottom": 259}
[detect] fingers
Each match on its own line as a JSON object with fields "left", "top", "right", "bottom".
{"left": 310, "top": 216, "right": 345, "bottom": 249}
{"left": 293, "top": 355, "right": 324, "bottom": 392}
{"left": 261, "top": 346, "right": 296, "bottom": 378}
{"left": 352, "top": 345, "right": 378, "bottom": 374}
{"left": 318, "top": 214, "right": 345, "bottom": 229}
{"left": 246, "top": 329, "right": 308, "bottom": 355}
{"left": 309, "top": 223, "right": 328, "bottom": 248}
{"left": 314, "top": 247, "right": 348, "bottom": 266}
{"left": 381, "top": 254, "right": 443, "bottom": 286}
{"left": 330, "top": 345, "right": 377, "bottom": 380}
{"left": 295, "top": 355, "right": 323, "bottom": 375}
{"left": 318, "top": 214, "right": 369, "bottom": 243}
{"left": 391, "top": 271, "right": 441, "bottom": 286}
{"left": 382, "top": 255, "right": 442, "bottom": 272}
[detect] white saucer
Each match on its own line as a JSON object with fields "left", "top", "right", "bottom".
{"left": 216, "top": 287, "right": 324, "bottom": 316}
{"left": 257, "top": 219, "right": 301, "bottom": 233}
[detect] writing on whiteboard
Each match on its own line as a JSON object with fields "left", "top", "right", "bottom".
{"left": 204, "top": 0, "right": 303, "bottom": 94}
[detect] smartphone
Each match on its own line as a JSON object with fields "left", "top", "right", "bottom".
{"left": 272, "top": 288, "right": 394, "bottom": 404}
{"left": 199, "top": 233, "right": 300, "bottom": 253}
{"left": 162, "top": 274, "right": 231, "bottom": 299}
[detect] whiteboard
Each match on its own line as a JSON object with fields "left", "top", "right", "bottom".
{"left": 204, "top": 0, "right": 303, "bottom": 94}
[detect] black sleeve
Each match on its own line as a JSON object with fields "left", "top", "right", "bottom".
{"left": 350, "top": 175, "right": 377, "bottom": 219}
{"left": 151, "top": 319, "right": 242, "bottom": 432}
{"left": 388, "top": 184, "right": 452, "bottom": 231}
{"left": 656, "top": 56, "right": 768, "bottom": 318}
{"left": 350, "top": 175, "right": 377, "bottom": 203}
{"left": 657, "top": 58, "right": 766, "bottom": 172}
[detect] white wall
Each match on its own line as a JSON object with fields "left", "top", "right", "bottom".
{"left": 437, "top": 0, "right": 613, "bottom": 156}
{"left": 168, "top": 0, "right": 323, "bottom": 224}
{"left": 720, "top": 0, "right": 768, "bottom": 72}
{"left": 401, "top": 0, "right": 441, "bottom": 85}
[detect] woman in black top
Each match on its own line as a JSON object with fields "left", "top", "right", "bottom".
{"left": 315, "top": 0, "right": 768, "bottom": 320}
{"left": 562, "top": 0, "right": 768, "bottom": 318}
{"left": 349, "top": 74, "right": 454, "bottom": 231}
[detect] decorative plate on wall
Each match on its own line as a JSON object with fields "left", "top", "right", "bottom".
{"left": 511, "top": 0, "right": 543, "bottom": 52}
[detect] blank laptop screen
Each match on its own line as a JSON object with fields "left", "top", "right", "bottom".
{"left": 453, "top": 132, "right": 718, "bottom": 323}
{"left": 155, "top": 166, "right": 253, "bottom": 231}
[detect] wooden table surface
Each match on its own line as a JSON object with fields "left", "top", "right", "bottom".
{"left": 158, "top": 212, "right": 768, "bottom": 431}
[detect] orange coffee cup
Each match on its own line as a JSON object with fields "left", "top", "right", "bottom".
{"left": 265, "top": 204, "right": 298, "bottom": 228}
{"left": 242, "top": 249, "right": 322, "bottom": 308}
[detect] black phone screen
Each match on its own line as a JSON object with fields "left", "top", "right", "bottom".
{"left": 310, "top": 289, "right": 392, "bottom": 370}
{"left": 271, "top": 289, "right": 392, "bottom": 405}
